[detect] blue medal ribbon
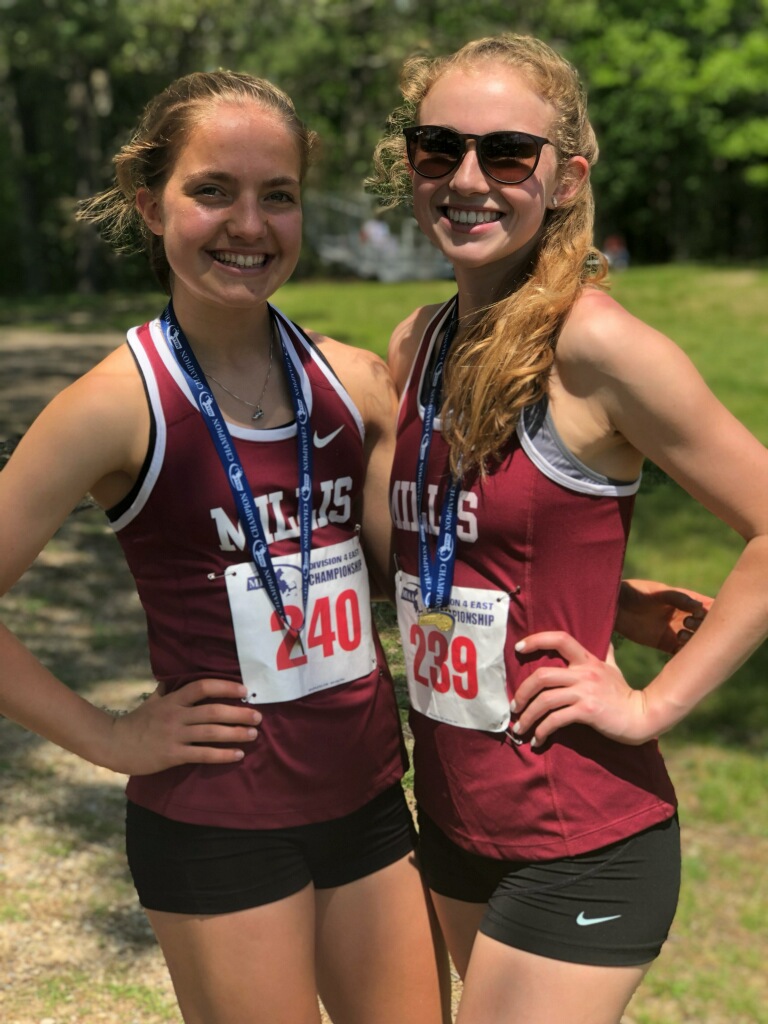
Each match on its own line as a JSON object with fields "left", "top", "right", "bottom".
{"left": 416, "top": 300, "right": 462, "bottom": 611}
{"left": 161, "top": 302, "right": 313, "bottom": 639}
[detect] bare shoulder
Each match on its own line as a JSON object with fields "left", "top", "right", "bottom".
{"left": 388, "top": 303, "right": 442, "bottom": 395}
{"left": 304, "top": 331, "right": 397, "bottom": 427}
{"left": 557, "top": 286, "right": 687, "bottom": 382}
{"left": 0, "top": 342, "right": 149, "bottom": 588}
{"left": 53, "top": 342, "right": 147, "bottom": 434}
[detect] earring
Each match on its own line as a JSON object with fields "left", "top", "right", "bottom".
{"left": 551, "top": 196, "right": 559, "bottom": 208}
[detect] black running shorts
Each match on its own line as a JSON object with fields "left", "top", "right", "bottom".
{"left": 418, "top": 810, "right": 680, "bottom": 967}
{"left": 126, "top": 783, "right": 416, "bottom": 915}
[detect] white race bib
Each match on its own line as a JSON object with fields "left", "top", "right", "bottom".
{"left": 225, "top": 537, "right": 377, "bottom": 702}
{"left": 395, "top": 570, "right": 511, "bottom": 732}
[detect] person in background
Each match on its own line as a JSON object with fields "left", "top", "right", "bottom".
{"left": 603, "top": 233, "right": 630, "bottom": 269}
{"left": 370, "top": 33, "right": 767, "bottom": 1024}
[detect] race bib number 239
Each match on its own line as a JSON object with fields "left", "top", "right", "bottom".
{"left": 395, "top": 570, "right": 511, "bottom": 732}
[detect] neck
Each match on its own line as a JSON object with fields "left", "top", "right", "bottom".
{"left": 169, "top": 294, "right": 274, "bottom": 370}
{"left": 453, "top": 238, "right": 540, "bottom": 318}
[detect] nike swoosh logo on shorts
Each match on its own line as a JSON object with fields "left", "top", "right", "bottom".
{"left": 576, "top": 911, "right": 622, "bottom": 926}
{"left": 313, "top": 426, "right": 344, "bottom": 448}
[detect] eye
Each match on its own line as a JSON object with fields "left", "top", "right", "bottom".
{"left": 195, "top": 184, "right": 227, "bottom": 199}
{"left": 266, "top": 190, "right": 299, "bottom": 204}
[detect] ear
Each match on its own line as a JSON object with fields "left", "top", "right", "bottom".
{"left": 550, "top": 155, "right": 590, "bottom": 209}
{"left": 136, "top": 187, "right": 164, "bottom": 236}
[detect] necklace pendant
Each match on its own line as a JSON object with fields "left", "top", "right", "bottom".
{"left": 252, "top": 407, "right": 264, "bottom": 421}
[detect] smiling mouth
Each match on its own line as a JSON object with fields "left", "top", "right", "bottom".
{"left": 212, "top": 251, "right": 269, "bottom": 268}
{"left": 445, "top": 208, "right": 503, "bottom": 225}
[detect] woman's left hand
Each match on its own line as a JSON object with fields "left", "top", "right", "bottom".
{"left": 511, "top": 631, "right": 654, "bottom": 747}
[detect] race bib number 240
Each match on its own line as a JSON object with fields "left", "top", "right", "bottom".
{"left": 225, "top": 537, "right": 377, "bottom": 703}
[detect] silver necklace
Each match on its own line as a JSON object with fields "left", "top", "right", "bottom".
{"left": 203, "top": 325, "right": 275, "bottom": 421}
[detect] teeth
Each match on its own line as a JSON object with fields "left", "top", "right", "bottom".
{"left": 213, "top": 252, "right": 267, "bottom": 267}
{"left": 446, "top": 209, "right": 502, "bottom": 225}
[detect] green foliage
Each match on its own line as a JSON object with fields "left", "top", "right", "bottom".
{"left": 568, "top": 1, "right": 768, "bottom": 260}
{"left": 1, "top": 0, "right": 767, "bottom": 293}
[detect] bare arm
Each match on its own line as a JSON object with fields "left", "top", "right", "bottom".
{"left": 387, "top": 304, "right": 440, "bottom": 397}
{"left": 0, "top": 348, "right": 261, "bottom": 774}
{"left": 390, "top": 301, "right": 713, "bottom": 646}
{"left": 513, "top": 293, "right": 768, "bottom": 745}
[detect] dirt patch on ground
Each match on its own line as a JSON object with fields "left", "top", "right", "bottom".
{"left": 0, "top": 683, "right": 180, "bottom": 1024}
{"left": 0, "top": 328, "right": 178, "bottom": 1022}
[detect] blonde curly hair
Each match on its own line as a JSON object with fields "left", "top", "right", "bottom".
{"left": 368, "top": 34, "right": 607, "bottom": 477}
{"left": 77, "top": 71, "right": 318, "bottom": 293}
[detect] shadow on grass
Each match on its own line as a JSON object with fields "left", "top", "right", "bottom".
{"left": 5, "top": 508, "right": 151, "bottom": 691}
{"left": 0, "top": 290, "right": 163, "bottom": 333}
{"left": 82, "top": 904, "right": 159, "bottom": 951}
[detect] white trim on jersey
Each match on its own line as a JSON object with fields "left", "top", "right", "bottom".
{"left": 113, "top": 311, "right": 368, "bottom": 530}
{"left": 147, "top": 317, "right": 298, "bottom": 443}
{"left": 270, "top": 304, "right": 365, "bottom": 444}
{"left": 111, "top": 326, "right": 168, "bottom": 533}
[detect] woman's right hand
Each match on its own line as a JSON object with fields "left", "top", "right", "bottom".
{"left": 108, "top": 679, "right": 262, "bottom": 775}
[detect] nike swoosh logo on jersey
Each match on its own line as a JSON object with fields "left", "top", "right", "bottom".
{"left": 576, "top": 912, "right": 622, "bottom": 927}
{"left": 314, "top": 426, "right": 344, "bottom": 448}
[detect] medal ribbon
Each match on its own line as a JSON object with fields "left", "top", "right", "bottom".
{"left": 416, "top": 300, "right": 462, "bottom": 611}
{"left": 161, "top": 302, "right": 313, "bottom": 638}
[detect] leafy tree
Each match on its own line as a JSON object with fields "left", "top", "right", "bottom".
{"left": 0, "top": 0, "right": 766, "bottom": 294}
{"left": 566, "top": 0, "right": 768, "bottom": 260}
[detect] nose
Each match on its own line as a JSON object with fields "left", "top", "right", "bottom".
{"left": 228, "top": 194, "right": 268, "bottom": 240}
{"left": 448, "top": 141, "right": 490, "bottom": 194}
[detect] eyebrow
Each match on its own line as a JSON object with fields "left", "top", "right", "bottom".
{"left": 183, "top": 170, "right": 300, "bottom": 187}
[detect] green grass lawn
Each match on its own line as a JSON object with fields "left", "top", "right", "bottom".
{"left": 2, "top": 264, "right": 766, "bottom": 1021}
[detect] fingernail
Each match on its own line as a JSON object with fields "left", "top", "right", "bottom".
{"left": 510, "top": 699, "right": 517, "bottom": 713}
{"left": 515, "top": 640, "right": 526, "bottom": 652}
{"left": 512, "top": 721, "right": 520, "bottom": 734}
{"left": 531, "top": 736, "right": 538, "bottom": 748}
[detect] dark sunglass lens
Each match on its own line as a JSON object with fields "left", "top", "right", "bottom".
{"left": 411, "top": 127, "right": 463, "bottom": 177}
{"left": 480, "top": 132, "right": 539, "bottom": 182}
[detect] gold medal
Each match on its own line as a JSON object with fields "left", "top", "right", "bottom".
{"left": 418, "top": 609, "right": 455, "bottom": 632}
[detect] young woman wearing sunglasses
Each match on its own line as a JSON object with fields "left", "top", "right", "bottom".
{"left": 371, "top": 33, "right": 768, "bottom": 1024}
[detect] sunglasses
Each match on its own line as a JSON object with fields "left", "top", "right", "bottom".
{"left": 403, "top": 125, "right": 553, "bottom": 185}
